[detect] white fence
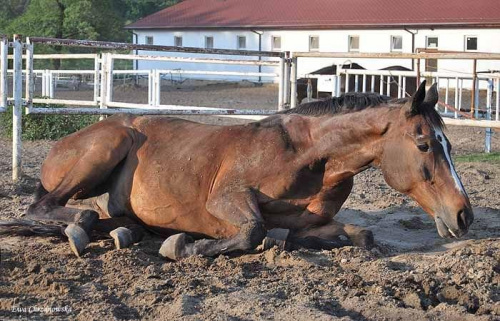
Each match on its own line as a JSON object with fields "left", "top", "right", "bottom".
{"left": 2, "top": 35, "right": 500, "bottom": 182}
{"left": 0, "top": 35, "right": 8, "bottom": 113}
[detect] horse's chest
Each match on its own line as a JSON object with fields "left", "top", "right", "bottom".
{"left": 259, "top": 158, "right": 328, "bottom": 203}
{"left": 282, "top": 160, "right": 327, "bottom": 199}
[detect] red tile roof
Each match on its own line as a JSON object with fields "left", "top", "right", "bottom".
{"left": 126, "top": 0, "right": 500, "bottom": 30}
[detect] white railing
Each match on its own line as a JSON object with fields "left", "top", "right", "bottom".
{"left": 22, "top": 38, "right": 291, "bottom": 116}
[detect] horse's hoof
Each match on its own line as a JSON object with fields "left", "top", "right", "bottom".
{"left": 352, "top": 229, "right": 375, "bottom": 250}
{"left": 159, "top": 233, "right": 190, "bottom": 260}
{"left": 109, "top": 227, "right": 134, "bottom": 249}
{"left": 64, "top": 224, "right": 89, "bottom": 257}
{"left": 262, "top": 228, "right": 290, "bottom": 250}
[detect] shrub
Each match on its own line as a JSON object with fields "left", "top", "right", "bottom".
{"left": 0, "top": 104, "right": 99, "bottom": 140}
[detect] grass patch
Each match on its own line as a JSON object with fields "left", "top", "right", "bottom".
{"left": 454, "top": 152, "right": 500, "bottom": 164}
{"left": 0, "top": 104, "right": 99, "bottom": 140}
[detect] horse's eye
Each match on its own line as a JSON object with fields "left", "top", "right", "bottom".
{"left": 417, "top": 143, "right": 430, "bottom": 152}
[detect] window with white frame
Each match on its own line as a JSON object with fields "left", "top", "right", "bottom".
{"left": 272, "top": 36, "right": 281, "bottom": 51}
{"left": 465, "top": 36, "right": 477, "bottom": 51}
{"left": 348, "top": 35, "right": 359, "bottom": 52}
{"left": 205, "top": 36, "right": 214, "bottom": 49}
{"left": 237, "top": 36, "right": 246, "bottom": 49}
{"left": 145, "top": 36, "right": 154, "bottom": 45}
{"left": 391, "top": 35, "right": 403, "bottom": 51}
{"left": 426, "top": 36, "right": 439, "bottom": 49}
{"left": 174, "top": 36, "right": 183, "bottom": 47}
{"left": 309, "top": 36, "right": 319, "bottom": 51}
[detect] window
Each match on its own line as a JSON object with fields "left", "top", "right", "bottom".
{"left": 348, "top": 35, "right": 359, "bottom": 52}
{"left": 271, "top": 36, "right": 281, "bottom": 51}
{"left": 237, "top": 36, "right": 246, "bottom": 49}
{"left": 205, "top": 36, "right": 214, "bottom": 49}
{"left": 174, "top": 36, "right": 183, "bottom": 47}
{"left": 145, "top": 36, "right": 154, "bottom": 45}
{"left": 309, "top": 36, "right": 319, "bottom": 51}
{"left": 391, "top": 35, "right": 403, "bottom": 51}
{"left": 465, "top": 36, "right": 477, "bottom": 51}
{"left": 426, "top": 37, "right": 439, "bottom": 49}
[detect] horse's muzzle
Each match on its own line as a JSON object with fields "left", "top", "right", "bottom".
{"left": 434, "top": 207, "right": 474, "bottom": 239}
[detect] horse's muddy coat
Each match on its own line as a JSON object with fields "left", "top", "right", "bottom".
{"left": 25, "top": 81, "right": 473, "bottom": 258}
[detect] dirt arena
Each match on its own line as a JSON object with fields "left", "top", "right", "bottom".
{"left": 0, "top": 83, "right": 499, "bottom": 320}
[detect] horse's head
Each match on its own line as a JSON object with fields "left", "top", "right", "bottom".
{"left": 379, "top": 81, "right": 473, "bottom": 239}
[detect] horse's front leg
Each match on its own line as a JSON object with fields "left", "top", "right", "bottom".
{"left": 264, "top": 177, "right": 374, "bottom": 250}
{"left": 159, "top": 190, "right": 266, "bottom": 260}
{"left": 288, "top": 221, "right": 374, "bottom": 250}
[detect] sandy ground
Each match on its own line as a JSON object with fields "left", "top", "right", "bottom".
{"left": 0, "top": 83, "right": 499, "bottom": 320}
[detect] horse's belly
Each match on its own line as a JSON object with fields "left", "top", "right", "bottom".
{"left": 127, "top": 166, "right": 238, "bottom": 238}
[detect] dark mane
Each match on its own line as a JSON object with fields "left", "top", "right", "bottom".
{"left": 278, "top": 92, "right": 444, "bottom": 130}
{"left": 281, "top": 92, "right": 395, "bottom": 116}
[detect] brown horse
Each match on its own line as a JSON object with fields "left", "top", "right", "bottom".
{"left": 24, "top": 81, "right": 473, "bottom": 259}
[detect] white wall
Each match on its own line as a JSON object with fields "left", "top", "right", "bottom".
{"left": 132, "top": 28, "right": 500, "bottom": 85}
{"left": 133, "top": 30, "right": 270, "bottom": 82}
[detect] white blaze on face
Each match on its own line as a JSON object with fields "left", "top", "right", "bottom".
{"left": 434, "top": 126, "right": 467, "bottom": 196}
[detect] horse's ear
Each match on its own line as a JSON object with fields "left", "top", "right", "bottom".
{"left": 407, "top": 80, "right": 427, "bottom": 116}
{"left": 423, "top": 83, "right": 439, "bottom": 107}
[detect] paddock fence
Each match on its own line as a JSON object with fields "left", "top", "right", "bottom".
{"left": 2, "top": 35, "right": 500, "bottom": 182}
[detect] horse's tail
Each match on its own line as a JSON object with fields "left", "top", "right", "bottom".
{"left": 0, "top": 219, "right": 63, "bottom": 236}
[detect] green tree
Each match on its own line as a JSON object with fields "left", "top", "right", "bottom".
{"left": 7, "top": 0, "right": 126, "bottom": 41}
{"left": 118, "top": 0, "right": 181, "bottom": 24}
{"left": 0, "top": 0, "right": 30, "bottom": 32}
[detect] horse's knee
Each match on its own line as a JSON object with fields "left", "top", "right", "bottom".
{"left": 238, "top": 221, "right": 266, "bottom": 250}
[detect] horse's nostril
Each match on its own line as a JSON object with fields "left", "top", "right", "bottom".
{"left": 457, "top": 209, "right": 468, "bottom": 231}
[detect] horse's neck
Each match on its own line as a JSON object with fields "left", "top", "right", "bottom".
{"left": 284, "top": 107, "right": 397, "bottom": 179}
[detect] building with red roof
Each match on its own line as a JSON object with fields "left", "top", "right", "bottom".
{"left": 126, "top": 0, "right": 500, "bottom": 85}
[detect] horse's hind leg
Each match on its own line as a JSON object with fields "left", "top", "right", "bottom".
{"left": 27, "top": 123, "right": 135, "bottom": 256}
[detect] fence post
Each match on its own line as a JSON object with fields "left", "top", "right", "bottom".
{"left": 471, "top": 59, "right": 477, "bottom": 118}
{"left": 106, "top": 53, "right": 114, "bottom": 106}
{"left": 0, "top": 35, "right": 7, "bottom": 112}
{"left": 148, "top": 69, "right": 153, "bottom": 106}
{"left": 100, "top": 53, "right": 108, "bottom": 120}
{"left": 155, "top": 70, "right": 161, "bottom": 106}
{"left": 496, "top": 78, "right": 500, "bottom": 121}
{"left": 474, "top": 78, "right": 479, "bottom": 119}
{"left": 278, "top": 55, "right": 285, "bottom": 110}
{"left": 336, "top": 65, "right": 342, "bottom": 96}
{"left": 284, "top": 51, "right": 291, "bottom": 107}
{"left": 49, "top": 72, "right": 54, "bottom": 98}
{"left": 290, "top": 56, "right": 298, "bottom": 108}
{"left": 306, "top": 79, "right": 313, "bottom": 102}
{"left": 12, "top": 35, "right": 23, "bottom": 182}
{"left": 416, "top": 59, "right": 421, "bottom": 89}
{"left": 485, "top": 79, "right": 493, "bottom": 153}
{"left": 454, "top": 77, "right": 459, "bottom": 118}
{"left": 25, "top": 37, "right": 33, "bottom": 113}
{"left": 93, "top": 55, "right": 99, "bottom": 104}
